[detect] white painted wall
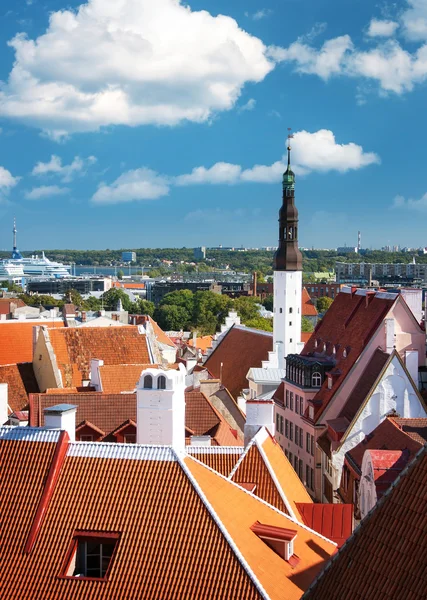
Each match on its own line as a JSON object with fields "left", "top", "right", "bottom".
{"left": 44, "top": 406, "right": 77, "bottom": 441}
{"left": 332, "top": 355, "right": 426, "bottom": 489}
{"left": 359, "top": 451, "right": 377, "bottom": 519}
{"left": 0, "top": 383, "right": 8, "bottom": 425}
{"left": 136, "top": 366, "right": 186, "bottom": 451}
{"left": 244, "top": 400, "right": 275, "bottom": 446}
{"left": 273, "top": 270, "right": 302, "bottom": 363}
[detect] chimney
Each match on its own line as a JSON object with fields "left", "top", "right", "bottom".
{"left": 44, "top": 404, "right": 77, "bottom": 442}
{"left": 192, "top": 331, "right": 197, "bottom": 349}
{"left": 190, "top": 435, "right": 211, "bottom": 446}
{"left": 244, "top": 399, "right": 275, "bottom": 446}
{"left": 136, "top": 366, "right": 186, "bottom": 451}
{"left": 0, "top": 383, "right": 8, "bottom": 425}
{"left": 90, "top": 359, "right": 104, "bottom": 391}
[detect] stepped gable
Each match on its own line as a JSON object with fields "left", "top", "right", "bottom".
{"left": 300, "top": 291, "right": 396, "bottom": 419}
{"left": 48, "top": 326, "right": 151, "bottom": 388}
{"left": 0, "top": 429, "right": 262, "bottom": 600}
{"left": 205, "top": 325, "right": 273, "bottom": 400}
{"left": 346, "top": 416, "right": 424, "bottom": 475}
{"left": 304, "top": 445, "right": 427, "bottom": 600}
{"left": 0, "top": 363, "right": 39, "bottom": 414}
{"left": 0, "top": 321, "right": 63, "bottom": 365}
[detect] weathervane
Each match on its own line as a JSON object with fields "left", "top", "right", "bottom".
{"left": 287, "top": 127, "right": 294, "bottom": 150}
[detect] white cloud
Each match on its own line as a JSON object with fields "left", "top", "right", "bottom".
{"left": 393, "top": 192, "right": 427, "bottom": 211}
{"left": 0, "top": 0, "right": 277, "bottom": 137}
{"left": 32, "top": 154, "right": 97, "bottom": 182}
{"left": 367, "top": 19, "right": 399, "bottom": 37}
{"left": 278, "top": 33, "right": 427, "bottom": 94}
{"left": 0, "top": 166, "right": 19, "bottom": 191}
{"left": 238, "top": 98, "right": 256, "bottom": 111}
{"left": 252, "top": 9, "right": 273, "bottom": 21}
{"left": 175, "top": 129, "right": 379, "bottom": 185}
{"left": 401, "top": 1, "right": 427, "bottom": 41}
{"left": 92, "top": 168, "right": 169, "bottom": 205}
{"left": 24, "top": 185, "right": 70, "bottom": 200}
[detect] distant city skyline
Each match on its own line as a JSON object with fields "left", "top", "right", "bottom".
{"left": 1, "top": 0, "right": 427, "bottom": 250}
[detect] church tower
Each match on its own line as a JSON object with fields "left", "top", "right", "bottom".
{"left": 273, "top": 135, "right": 303, "bottom": 365}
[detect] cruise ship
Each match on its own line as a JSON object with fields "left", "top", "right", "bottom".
{"left": 0, "top": 220, "right": 71, "bottom": 279}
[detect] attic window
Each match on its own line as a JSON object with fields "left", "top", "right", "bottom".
{"left": 143, "top": 374, "right": 153, "bottom": 389}
{"left": 61, "top": 531, "right": 120, "bottom": 581}
{"left": 157, "top": 375, "right": 166, "bottom": 390}
{"left": 250, "top": 522, "right": 299, "bottom": 565}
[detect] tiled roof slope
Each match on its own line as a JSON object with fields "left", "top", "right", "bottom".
{"left": 0, "top": 321, "right": 63, "bottom": 365}
{"left": 148, "top": 316, "right": 176, "bottom": 348}
{"left": 48, "top": 326, "right": 151, "bottom": 387}
{"left": 338, "top": 349, "right": 390, "bottom": 423}
{"left": 0, "top": 363, "right": 39, "bottom": 414}
{"left": 346, "top": 417, "right": 423, "bottom": 475}
{"left": 0, "top": 436, "right": 262, "bottom": 600}
{"left": 304, "top": 445, "right": 427, "bottom": 600}
{"left": 367, "top": 449, "right": 410, "bottom": 496}
{"left": 295, "top": 503, "right": 353, "bottom": 548}
{"left": 301, "top": 291, "right": 396, "bottom": 420}
{"left": 187, "top": 446, "right": 243, "bottom": 475}
{"left": 98, "top": 363, "right": 154, "bottom": 393}
{"left": 0, "top": 297, "right": 26, "bottom": 314}
{"left": 302, "top": 287, "right": 318, "bottom": 317}
{"left": 392, "top": 417, "right": 427, "bottom": 446}
{"left": 205, "top": 326, "right": 273, "bottom": 399}
{"left": 30, "top": 389, "right": 242, "bottom": 444}
{"left": 186, "top": 456, "right": 337, "bottom": 600}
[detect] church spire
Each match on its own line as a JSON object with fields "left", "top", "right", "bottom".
{"left": 273, "top": 131, "right": 302, "bottom": 271}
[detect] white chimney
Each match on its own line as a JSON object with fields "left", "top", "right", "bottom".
{"left": 44, "top": 404, "right": 77, "bottom": 441}
{"left": 0, "top": 383, "right": 8, "bottom": 425}
{"left": 385, "top": 318, "right": 395, "bottom": 354}
{"left": 244, "top": 399, "right": 275, "bottom": 446}
{"left": 136, "top": 366, "right": 186, "bottom": 451}
{"left": 90, "top": 358, "right": 104, "bottom": 391}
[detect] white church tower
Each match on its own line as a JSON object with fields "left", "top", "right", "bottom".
{"left": 273, "top": 135, "right": 303, "bottom": 366}
{"left": 136, "top": 366, "right": 186, "bottom": 451}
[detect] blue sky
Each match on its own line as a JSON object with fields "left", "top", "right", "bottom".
{"left": 0, "top": 0, "right": 427, "bottom": 250}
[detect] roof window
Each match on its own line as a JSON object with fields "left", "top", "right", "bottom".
{"left": 61, "top": 531, "right": 120, "bottom": 581}
{"left": 250, "top": 521, "right": 299, "bottom": 565}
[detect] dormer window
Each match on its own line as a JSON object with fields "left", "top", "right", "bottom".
{"left": 61, "top": 531, "right": 120, "bottom": 580}
{"left": 157, "top": 375, "right": 166, "bottom": 390}
{"left": 312, "top": 372, "right": 322, "bottom": 387}
{"left": 250, "top": 521, "right": 299, "bottom": 565}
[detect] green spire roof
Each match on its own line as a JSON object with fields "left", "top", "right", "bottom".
{"left": 283, "top": 145, "right": 295, "bottom": 189}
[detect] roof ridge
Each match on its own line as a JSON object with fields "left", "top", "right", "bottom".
{"left": 176, "top": 452, "right": 270, "bottom": 600}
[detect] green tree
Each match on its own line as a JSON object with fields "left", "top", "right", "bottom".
{"left": 117, "top": 269, "right": 124, "bottom": 280}
{"left": 83, "top": 296, "right": 102, "bottom": 311}
{"left": 129, "top": 299, "right": 155, "bottom": 316}
{"left": 316, "top": 296, "right": 334, "bottom": 313}
{"left": 233, "top": 296, "right": 260, "bottom": 323}
{"left": 0, "top": 280, "right": 23, "bottom": 293}
{"left": 154, "top": 304, "right": 190, "bottom": 330}
{"left": 62, "top": 288, "right": 84, "bottom": 308}
{"left": 262, "top": 294, "right": 274, "bottom": 312}
{"left": 302, "top": 316, "right": 314, "bottom": 332}
{"left": 244, "top": 317, "right": 273, "bottom": 332}
{"left": 192, "top": 291, "right": 233, "bottom": 335}
{"left": 101, "top": 288, "right": 132, "bottom": 311}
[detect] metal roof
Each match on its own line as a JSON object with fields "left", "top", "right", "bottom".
{"left": 0, "top": 426, "right": 61, "bottom": 443}
{"left": 248, "top": 368, "right": 286, "bottom": 383}
{"left": 67, "top": 442, "right": 177, "bottom": 461}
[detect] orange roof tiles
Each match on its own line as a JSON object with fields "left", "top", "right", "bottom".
{"left": 0, "top": 321, "right": 63, "bottom": 365}
{"left": 186, "top": 456, "right": 337, "bottom": 600}
{"left": 205, "top": 326, "right": 273, "bottom": 399}
{"left": 148, "top": 316, "right": 176, "bottom": 348}
{"left": 48, "top": 326, "right": 151, "bottom": 387}
{"left": 302, "top": 287, "right": 318, "bottom": 317}
{"left": 0, "top": 297, "right": 26, "bottom": 314}
{"left": 1, "top": 434, "right": 262, "bottom": 600}
{"left": 0, "top": 363, "right": 39, "bottom": 414}
{"left": 98, "top": 363, "right": 154, "bottom": 393}
{"left": 187, "top": 447, "right": 243, "bottom": 476}
{"left": 304, "top": 445, "right": 427, "bottom": 600}
{"left": 188, "top": 335, "right": 214, "bottom": 353}
{"left": 112, "top": 281, "right": 146, "bottom": 289}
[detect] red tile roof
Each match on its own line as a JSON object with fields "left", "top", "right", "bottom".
{"left": 301, "top": 291, "right": 396, "bottom": 420}
{"left": 302, "top": 287, "right": 318, "bottom": 317}
{"left": 187, "top": 447, "right": 243, "bottom": 475}
{"left": 366, "top": 449, "right": 410, "bottom": 496}
{"left": 295, "top": 503, "right": 353, "bottom": 548}
{"left": 0, "top": 321, "right": 63, "bottom": 365}
{"left": 0, "top": 297, "right": 26, "bottom": 314}
{"left": 0, "top": 433, "right": 262, "bottom": 600}
{"left": 188, "top": 335, "right": 214, "bottom": 354}
{"left": 346, "top": 417, "right": 424, "bottom": 475}
{"left": 392, "top": 417, "right": 427, "bottom": 446}
{"left": 30, "top": 388, "right": 242, "bottom": 445}
{"left": 205, "top": 326, "right": 273, "bottom": 399}
{"left": 0, "top": 363, "right": 39, "bottom": 414}
{"left": 338, "top": 348, "right": 390, "bottom": 423}
{"left": 304, "top": 445, "right": 427, "bottom": 600}
{"left": 47, "top": 326, "right": 151, "bottom": 387}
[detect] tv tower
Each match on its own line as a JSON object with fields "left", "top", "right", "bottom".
{"left": 357, "top": 231, "right": 361, "bottom": 254}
